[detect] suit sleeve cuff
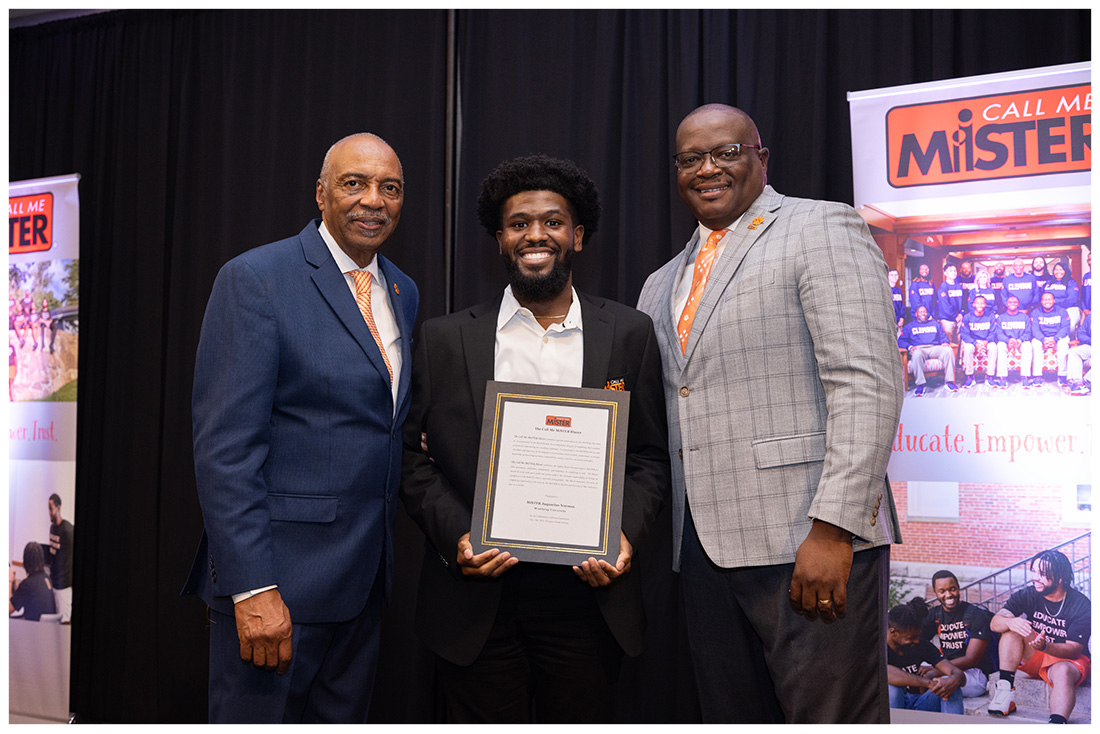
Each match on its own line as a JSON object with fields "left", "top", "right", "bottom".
{"left": 231, "top": 584, "right": 278, "bottom": 604}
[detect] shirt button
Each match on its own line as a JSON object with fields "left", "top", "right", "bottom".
{"left": 543, "top": 336, "right": 549, "bottom": 344}
{"left": 680, "top": 386, "right": 690, "bottom": 397}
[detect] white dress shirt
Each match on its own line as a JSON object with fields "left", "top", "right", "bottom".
{"left": 671, "top": 215, "right": 745, "bottom": 321}
{"left": 495, "top": 285, "right": 583, "bottom": 387}
{"left": 319, "top": 221, "right": 402, "bottom": 412}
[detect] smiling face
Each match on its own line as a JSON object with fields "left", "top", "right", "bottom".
{"left": 315, "top": 134, "right": 403, "bottom": 268}
{"left": 675, "top": 106, "right": 769, "bottom": 230}
{"left": 496, "top": 190, "right": 582, "bottom": 304}
{"left": 888, "top": 269, "right": 899, "bottom": 287}
{"left": 1031, "top": 562, "right": 1057, "bottom": 596}
{"left": 976, "top": 269, "right": 990, "bottom": 287}
{"left": 1013, "top": 258, "right": 1025, "bottom": 276}
{"left": 933, "top": 576, "right": 961, "bottom": 612}
{"left": 919, "top": 263, "right": 930, "bottom": 279}
{"left": 944, "top": 264, "right": 957, "bottom": 282}
{"left": 888, "top": 625, "right": 921, "bottom": 654}
{"left": 1053, "top": 263, "right": 1066, "bottom": 280}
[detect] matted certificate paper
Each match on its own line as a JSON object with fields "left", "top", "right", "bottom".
{"left": 469, "top": 381, "right": 629, "bottom": 566}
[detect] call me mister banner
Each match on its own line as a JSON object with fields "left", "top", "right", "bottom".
{"left": 9, "top": 174, "right": 80, "bottom": 722}
{"left": 848, "top": 62, "right": 1091, "bottom": 484}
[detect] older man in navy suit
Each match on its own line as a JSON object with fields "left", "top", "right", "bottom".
{"left": 184, "top": 133, "right": 418, "bottom": 723}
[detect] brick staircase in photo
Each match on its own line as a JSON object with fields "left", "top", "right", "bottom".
{"left": 963, "top": 673, "right": 1091, "bottom": 723}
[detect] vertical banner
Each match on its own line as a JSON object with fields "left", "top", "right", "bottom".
{"left": 850, "top": 64, "right": 1091, "bottom": 723}
{"left": 8, "top": 174, "right": 80, "bottom": 723}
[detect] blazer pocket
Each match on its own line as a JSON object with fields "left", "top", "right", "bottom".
{"left": 268, "top": 493, "right": 338, "bottom": 523}
{"left": 604, "top": 373, "right": 628, "bottom": 391}
{"left": 734, "top": 267, "right": 776, "bottom": 294}
{"left": 751, "top": 432, "right": 826, "bottom": 469}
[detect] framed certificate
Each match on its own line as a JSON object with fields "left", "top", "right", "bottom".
{"left": 469, "top": 380, "right": 629, "bottom": 566}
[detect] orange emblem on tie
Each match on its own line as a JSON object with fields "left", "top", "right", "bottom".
{"left": 350, "top": 270, "right": 394, "bottom": 385}
{"left": 677, "top": 228, "right": 727, "bottom": 354}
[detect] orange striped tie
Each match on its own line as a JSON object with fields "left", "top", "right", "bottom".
{"left": 350, "top": 270, "right": 394, "bottom": 384}
{"left": 678, "top": 229, "right": 726, "bottom": 354}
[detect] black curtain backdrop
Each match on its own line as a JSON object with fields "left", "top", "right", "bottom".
{"left": 8, "top": 9, "right": 1089, "bottom": 724}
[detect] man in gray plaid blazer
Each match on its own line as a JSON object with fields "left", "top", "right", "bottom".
{"left": 637, "top": 104, "right": 903, "bottom": 723}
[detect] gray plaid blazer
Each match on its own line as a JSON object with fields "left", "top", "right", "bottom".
{"left": 637, "top": 185, "right": 903, "bottom": 571}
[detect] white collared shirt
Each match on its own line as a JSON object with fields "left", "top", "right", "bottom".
{"left": 318, "top": 221, "right": 402, "bottom": 412}
{"left": 671, "top": 215, "right": 745, "bottom": 321}
{"left": 495, "top": 285, "right": 584, "bottom": 387}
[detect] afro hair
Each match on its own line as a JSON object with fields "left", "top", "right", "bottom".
{"left": 476, "top": 154, "right": 601, "bottom": 244}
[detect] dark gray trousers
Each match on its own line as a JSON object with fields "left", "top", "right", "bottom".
{"left": 680, "top": 502, "right": 891, "bottom": 723}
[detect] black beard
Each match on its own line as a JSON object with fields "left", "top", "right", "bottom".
{"left": 504, "top": 251, "right": 573, "bottom": 303}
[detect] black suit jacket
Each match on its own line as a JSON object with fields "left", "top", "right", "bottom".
{"left": 400, "top": 291, "right": 669, "bottom": 665}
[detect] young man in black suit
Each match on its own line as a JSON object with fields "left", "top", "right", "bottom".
{"left": 400, "top": 155, "right": 669, "bottom": 723}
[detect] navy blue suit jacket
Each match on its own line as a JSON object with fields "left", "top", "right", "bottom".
{"left": 184, "top": 220, "right": 418, "bottom": 624}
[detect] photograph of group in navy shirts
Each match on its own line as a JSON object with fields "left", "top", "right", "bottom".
{"left": 893, "top": 250, "right": 1091, "bottom": 398}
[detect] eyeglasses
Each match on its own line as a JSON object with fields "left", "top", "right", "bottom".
{"left": 672, "top": 143, "right": 763, "bottom": 173}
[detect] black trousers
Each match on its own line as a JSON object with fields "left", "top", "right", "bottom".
{"left": 680, "top": 502, "right": 891, "bottom": 724}
{"left": 434, "top": 565, "right": 622, "bottom": 723}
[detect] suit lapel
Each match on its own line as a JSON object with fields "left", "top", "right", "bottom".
{"left": 301, "top": 223, "right": 393, "bottom": 387}
{"left": 655, "top": 233, "right": 698, "bottom": 373}
{"left": 579, "top": 293, "right": 614, "bottom": 388}
{"left": 460, "top": 297, "right": 501, "bottom": 426}
{"left": 377, "top": 255, "right": 413, "bottom": 409}
{"left": 684, "top": 186, "right": 784, "bottom": 362}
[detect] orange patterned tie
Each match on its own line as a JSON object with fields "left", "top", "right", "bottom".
{"left": 677, "top": 229, "right": 727, "bottom": 354}
{"left": 350, "top": 270, "right": 393, "bottom": 384}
